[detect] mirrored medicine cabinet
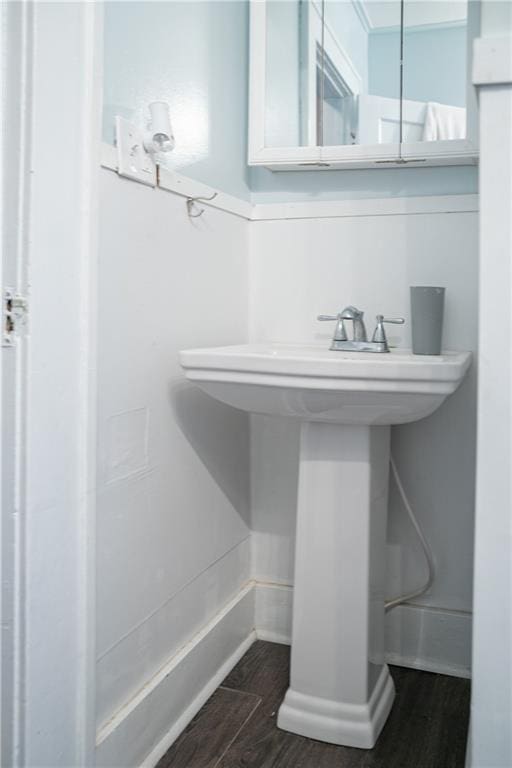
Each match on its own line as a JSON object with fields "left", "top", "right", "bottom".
{"left": 248, "top": 0, "right": 480, "bottom": 170}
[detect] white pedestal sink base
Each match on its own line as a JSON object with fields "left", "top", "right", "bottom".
{"left": 277, "top": 422, "right": 396, "bottom": 748}
{"left": 278, "top": 663, "right": 395, "bottom": 748}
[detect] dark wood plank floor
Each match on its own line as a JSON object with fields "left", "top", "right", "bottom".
{"left": 157, "top": 640, "right": 470, "bottom": 768}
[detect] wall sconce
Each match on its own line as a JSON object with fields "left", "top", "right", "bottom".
{"left": 144, "top": 101, "right": 175, "bottom": 155}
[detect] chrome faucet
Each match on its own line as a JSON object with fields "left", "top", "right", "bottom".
{"left": 318, "top": 306, "right": 404, "bottom": 352}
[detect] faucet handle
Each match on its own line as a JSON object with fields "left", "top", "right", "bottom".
{"left": 372, "top": 315, "right": 405, "bottom": 344}
{"left": 380, "top": 316, "right": 405, "bottom": 324}
{"left": 317, "top": 315, "right": 338, "bottom": 321}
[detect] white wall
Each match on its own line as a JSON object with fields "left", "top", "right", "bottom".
{"left": 96, "top": 169, "right": 251, "bottom": 746}
{"left": 249, "top": 206, "right": 478, "bottom": 660}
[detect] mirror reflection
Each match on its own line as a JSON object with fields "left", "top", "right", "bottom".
{"left": 263, "top": 0, "right": 468, "bottom": 150}
{"left": 402, "top": 0, "right": 467, "bottom": 143}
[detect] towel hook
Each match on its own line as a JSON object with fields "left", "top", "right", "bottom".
{"left": 186, "top": 192, "right": 218, "bottom": 218}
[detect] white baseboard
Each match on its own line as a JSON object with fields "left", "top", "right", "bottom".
{"left": 140, "top": 631, "right": 256, "bottom": 768}
{"left": 95, "top": 583, "right": 256, "bottom": 767}
{"left": 385, "top": 602, "right": 472, "bottom": 679}
{"left": 254, "top": 581, "right": 293, "bottom": 646}
{"left": 254, "top": 582, "right": 472, "bottom": 679}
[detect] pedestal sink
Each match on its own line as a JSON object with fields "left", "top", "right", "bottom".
{"left": 179, "top": 343, "right": 471, "bottom": 748}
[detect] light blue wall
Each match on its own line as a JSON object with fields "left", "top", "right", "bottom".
{"left": 369, "top": 25, "right": 467, "bottom": 107}
{"left": 367, "top": 29, "right": 401, "bottom": 101}
{"left": 249, "top": 165, "right": 477, "bottom": 202}
{"left": 103, "top": 1, "right": 251, "bottom": 200}
{"left": 103, "top": 1, "right": 477, "bottom": 205}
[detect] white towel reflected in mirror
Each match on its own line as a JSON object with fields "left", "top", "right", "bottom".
{"left": 422, "top": 102, "right": 466, "bottom": 141}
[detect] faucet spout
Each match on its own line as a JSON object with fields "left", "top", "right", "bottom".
{"left": 340, "top": 306, "right": 367, "bottom": 342}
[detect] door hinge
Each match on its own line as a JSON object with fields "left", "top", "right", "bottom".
{"left": 3, "top": 288, "right": 28, "bottom": 347}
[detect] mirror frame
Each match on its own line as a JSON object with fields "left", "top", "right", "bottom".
{"left": 248, "top": 0, "right": 480, "bottom": 170}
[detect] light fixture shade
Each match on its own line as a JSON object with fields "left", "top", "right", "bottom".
{"left": 144, "top": 101, "right": 175, "bottom": 154}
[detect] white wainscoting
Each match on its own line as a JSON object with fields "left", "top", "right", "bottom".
{"left": 96, "top": 538, "right": 252, "bottom": 730}
{"left": 96, "top": 165, "right": 252, "bottom": 766}
{"left": 96, "top": 583, "right": 256, "bottom": 768}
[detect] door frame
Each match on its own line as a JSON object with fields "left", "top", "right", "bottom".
{"left": 1, "top": 2, "right": 102, "bottom": 764}
{"left": 469, "top": 30, "right": 512, "bottom": 768}
{"left": 1, "top": 2, "right": 32, "bottom": 762}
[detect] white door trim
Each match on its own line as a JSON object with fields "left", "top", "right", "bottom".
{"left": 1, "top": 2, "right": 33, "bottom": 763}
{"left": 468, "top": 29, "right": 512, "bottom": 768}
{"left": 1, "top": 3, "right": 102, "bottom": 765}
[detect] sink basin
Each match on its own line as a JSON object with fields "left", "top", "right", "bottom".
{"left": 180, "top": 343, "right": 471, "bottom": 425}
{"left": 180, "top": 342, "right": 472, "bottom": 749}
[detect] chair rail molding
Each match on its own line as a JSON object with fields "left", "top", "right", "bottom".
{"left": 100, "top": 144, "right": 478, "bottom": 222}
